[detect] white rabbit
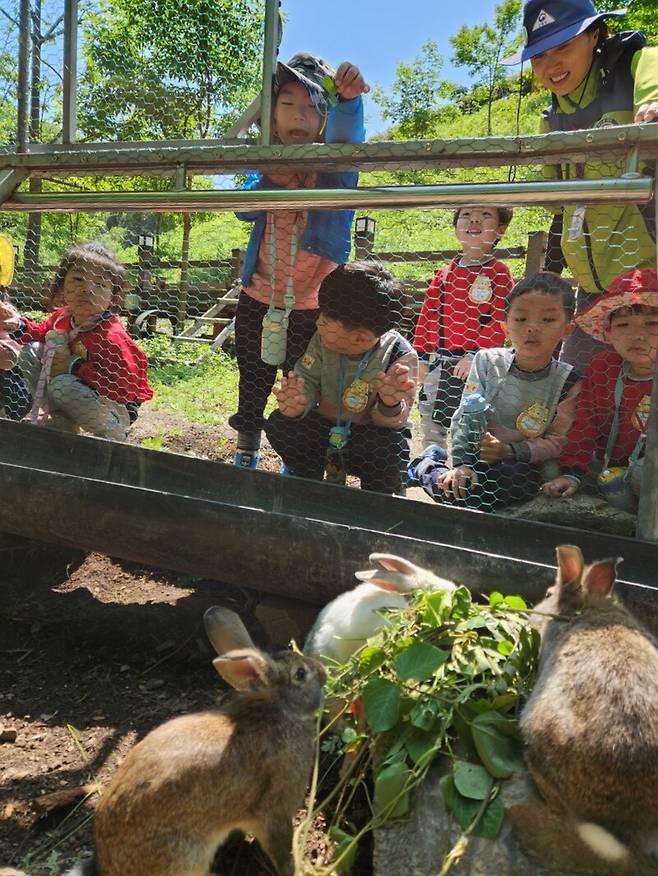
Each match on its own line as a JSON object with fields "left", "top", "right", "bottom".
{"left": 304, "top": 553, "right": 456, "bottom": 663}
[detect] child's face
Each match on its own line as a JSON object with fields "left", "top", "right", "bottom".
{"left": 454, "top": 208, "right": 505, "bottom": 258}
{"left": 530, "top": 29, "right": 599, "bottom": 97}
{"left": 273, "top": 81, "right": 324, "bottom": 145}
{"left": 316, "top": 313, "right": 377, "bottom": 356}
{"left": 62, "top": 263, "right": 114, "bottom": 323}
{"left": 605, "top": 307, "right": 658, "bottom": 377}
{"left": 503, "top": 291, "right": 572, "bottom": 370}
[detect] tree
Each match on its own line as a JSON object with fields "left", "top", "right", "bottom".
{"left": 450, "top": 0, "right": 522, "bottom": 136}
{"left": 596, "top": 0, "right": 657, "bottom": 44}
{"left": 371, "top": 40, "right": 454, "bottom": 140}
{"left": 79, "top": 0, "right": 264, "bottom": 141}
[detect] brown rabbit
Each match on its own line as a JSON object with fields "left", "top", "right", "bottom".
{"left": 520, "top": 545, "right": 658, "bottom": 865}
{"left": 66, "top": 607, "right": 326, "bottom": 876}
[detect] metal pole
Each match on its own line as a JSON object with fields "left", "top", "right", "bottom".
{"left": 636, "top": 159, "right": 658, "bottom": 542}
{"left": 16, "top": 0, "right": 31, "bottom": 151}
{"left": 259, "top": 0, "right": 279, "bottom": 146}
{"left": 62, "top": 0, "right": 78, "bottom": 144}
{"left": 1, "top": 176, "right": 652, "bottom": 213}
{"left": 0, "top": 169, "right": 29, "bottom": 206}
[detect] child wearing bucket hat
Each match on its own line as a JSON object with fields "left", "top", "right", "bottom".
{"left": 0, "top": 235, "right": 31, "bottom": 421}
{"left": 504, "top": 0, "right": 658, "bottom": 373}
{"left": 542, "top": 267, "right": 658, "bottom": 511}
{"left": 229, "top": 53, "right": 369, "bottom": 470}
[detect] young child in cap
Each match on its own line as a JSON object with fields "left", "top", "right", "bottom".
{"left": 413, "top": 205, "right": 514, "bottom": 450}
{"left": 230, "top": 53, "right": 369, "bottom": 469}
{"left": 543, "top": 268, "right": 658, "bottom": 510}
{"left": 408, "top": 273, "right": 580, "bottom": 511}
{"left": 504, "top": 0, "right": 658, "bottom": 372}
{"left": 0, "top": 234, "right": 31, "bottom": 421}
{"left": 265, "top": 261, "right": 417, "bottom": 495}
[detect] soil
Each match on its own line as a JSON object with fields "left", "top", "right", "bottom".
{"left": 0, "top": 412, "right": 360, "bottom": 876}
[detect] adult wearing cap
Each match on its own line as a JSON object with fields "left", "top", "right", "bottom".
{"left": 504, "top": 0, "right": 658, "bottom": 372}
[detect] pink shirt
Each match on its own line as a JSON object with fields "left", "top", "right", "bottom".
{"left": 244, "top": 174, "right": 337, "bottom": 311}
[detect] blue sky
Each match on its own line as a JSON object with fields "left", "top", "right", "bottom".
{"left": 278, "top": 0, "right": 516, "bottom": 133}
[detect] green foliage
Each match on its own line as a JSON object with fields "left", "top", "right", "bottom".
{"left": 78, "top": 0, "right": 264, "bottom": 141}
{"left": 597, "top": 0, "right": 658, "bottom": 44}
{"left": 450, "top": 0, "right": 523, "bottom": 135}
{"left": 320, "top": 586, "right": 539, "bottom": 868}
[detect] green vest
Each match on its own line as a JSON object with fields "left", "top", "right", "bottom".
{"left": 541, "top": 34, "right": 658, "bottom": 294}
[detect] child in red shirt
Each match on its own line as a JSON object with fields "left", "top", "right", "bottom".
{"left": 0, "top": 242, "right": 152, "bottom": 440}
{"left": 413, "top": 206, "right": 514, "bottom": 448}
{"left": 543, "top": 268, "right": 658, "bottom": 511}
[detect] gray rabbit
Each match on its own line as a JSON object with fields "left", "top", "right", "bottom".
{"left": 520, "top": 545, "right": 658, "bottom": 866}
{"left": 65, "top": 607, "right": 326, "bottom": 876}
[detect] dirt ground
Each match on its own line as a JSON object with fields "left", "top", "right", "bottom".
{"left": 0, "top": 411, "right": 370, "bottom": 876}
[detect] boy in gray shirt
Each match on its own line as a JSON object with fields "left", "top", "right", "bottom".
{"left": 408, "top": 273, "right": 580, "bottom": 510}
{"left": 265, "top": 261, "right": 418, "bottom": 493}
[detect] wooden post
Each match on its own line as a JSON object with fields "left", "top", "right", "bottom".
{"left": 177, "top": 213, "right": 191, "bottom": 327}
{"left": 524, "top": 230, "right": 547, "bottom": 276}
{"left": 354, "top": 216, "right": 376, "bottom": 261}
{"left": 137, "top": 234, "right": 154, "bottom": 306}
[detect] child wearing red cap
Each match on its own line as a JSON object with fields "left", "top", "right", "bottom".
{"left": 543, "top": 268, "right": 658, "bottom": 509}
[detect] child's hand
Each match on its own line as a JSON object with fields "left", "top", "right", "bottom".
{"left": 452, "top": 356, "right": 472, "bottom": 381}
{"left": 479, "top": 431, "right": 511, "bottom": 463}
{"left": 334, "top": 62, "right": 370, "bottom": 100}
{"left": 438, "top": 465, "right": 477, "bottom": 500}
{"left": 273, "top": 371, "right": 307, "bottom": 418}
{"left": 374, "top": 362, "right": 415, "bottom": 407}
{"left": 0, "top": 301, "right": 20, "bottom": 332}
{"left": 0, "top": 339, "right": 18, "bottom": 370}
{"left": 541, "top": 476, "right": 579, "bottom": 498}
{"left": 49, "top": 346, "right": 72, "bottom": 379}
{"left": 635, "top": 103, "right": 658, "bottom": 123}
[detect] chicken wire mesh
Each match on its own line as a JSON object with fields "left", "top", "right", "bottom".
{"left": 1, "top": 0, "right": 657, "bottom": 537}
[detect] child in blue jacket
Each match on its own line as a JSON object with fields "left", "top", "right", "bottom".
{"left": 229, "top": 53, "right": 368, "bottom": 468}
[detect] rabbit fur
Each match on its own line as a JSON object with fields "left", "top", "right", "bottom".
{"left": 65, "top": 607, "right": 326, "bottom": 876}
{"left": 520, "top": 545, "right": 658, "bottom": 865}
{"left": 304, "top": 553, "right": 456, "bottom": 663}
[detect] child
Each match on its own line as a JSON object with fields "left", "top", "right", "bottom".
{"left": 0, "top": 242, "right": 152, "bottom": 440}
{"left": 543, "top": 268, "right": 657, "bottom": 510}
{"left": 413, "top": 206, "right": 514, "bottom": 448}
{"left": 0, "top": 234, "right": 31, "bottom": 421}
{"left": 504, "top": 0, "right": 658, "bottom": 372}
{"left": 408, "top": 272, "right": 580, "bottom": 511}
{"left": 229, "top": 53, "right": 369, "bottom": 469}
{"left": 264, "top": 261, "right": 418, "bottom": 494}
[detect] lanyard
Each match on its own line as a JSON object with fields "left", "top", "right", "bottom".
{"left": 603, "top": 363, "right": 647, "bottom": 470}
{"left": 267, "top": 213, "right": 300, "bottom": 315}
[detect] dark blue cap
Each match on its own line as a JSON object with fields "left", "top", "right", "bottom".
{"left": 503, "top": 0, "right": 626, "bottom": 65}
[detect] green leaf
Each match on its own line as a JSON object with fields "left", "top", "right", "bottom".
{"left": 363, "top": 677, "right": 401, "bottom": 732}
{"left": 358, "top": 644, "right": 387, "bottom": 673}
{"left": 489, "top": 591, "right": 504, "bottom": 607}
{"left": 473, "top": 794, "right": 505, "bottom": 840}
{"left": 496, "top": 639, "right": 514, "bottom": 656}
{"left": 440, "top": 775, "right": 481, "bottom": 830}
{"left": 453, "top": 760, "right": 493, "bottom": 800}
{"left": 405, "top": 728, "right": 440, "bottom": 766}
{"left": 500, "top": 594, "right": 528, "bottom": 610}
{"left": 471, "top": 711, "right": 524, "bottom": 778}
{"left": 329, "top": 825, "right": 358, "bottom": 873}
{"left": 409, "top": 701, "right": 439, "bottom": 731}
{"left": 374, "top": 762, "right": 412, "bottom": 819}
{"left": 394, "top": 641, "right": 449, "bottom": 681}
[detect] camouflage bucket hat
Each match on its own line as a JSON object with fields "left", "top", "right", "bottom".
{"left": 275, "top": 51, "right": 336, "bottom": 113}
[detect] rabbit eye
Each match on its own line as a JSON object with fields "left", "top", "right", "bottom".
{"left": 295, "top": 667, "right": 307, "bottom": 682}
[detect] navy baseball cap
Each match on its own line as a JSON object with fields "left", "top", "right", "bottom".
{"left": 503, "top": 0, "right": 627, "bottom": 65}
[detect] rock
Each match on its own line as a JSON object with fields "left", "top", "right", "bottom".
{"left": 502, "top": 493, "right": 636, "bottom": 538}
{"left": 373, "top": 766, "right": 658, "bottom": 876}
{"left": 0, "top": 728, "right": 17, "bottom": 743}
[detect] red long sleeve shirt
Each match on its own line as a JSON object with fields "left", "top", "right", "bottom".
{"left": 413, "top": 258, "right": 514, "bottom": 356}
{"left": 19, "top": 309, "right": 153, "bottom": 404}
{"left": 560, "top": 349, "right": 652, "bottom": 475}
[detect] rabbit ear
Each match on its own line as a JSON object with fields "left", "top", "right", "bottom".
{"left": 368, "top": 553, "right": 419, "bottom": 575}
{"left": 582, "top": 557, "right": 621, "bottom": 598}
{"left": 353, "top": 554, "right": 424, "bottom": 593}
{"left": 555, "top": 545, "right": 584, "bottom": 586}
{"left": 204, "top": 607, "right": 255, "bottom": 657}
{"left": 212, "top": 649, "right": 271, "bottom": 691}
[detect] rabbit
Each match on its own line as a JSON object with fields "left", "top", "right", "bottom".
{"left": 520, "top": 544, "right": 658, "bottom": 866}
{"left": 65, "top": 607, "right": 326, "bottom": 876}
{"left": 304, "top": 553, "right": 456, "bottom": 664}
